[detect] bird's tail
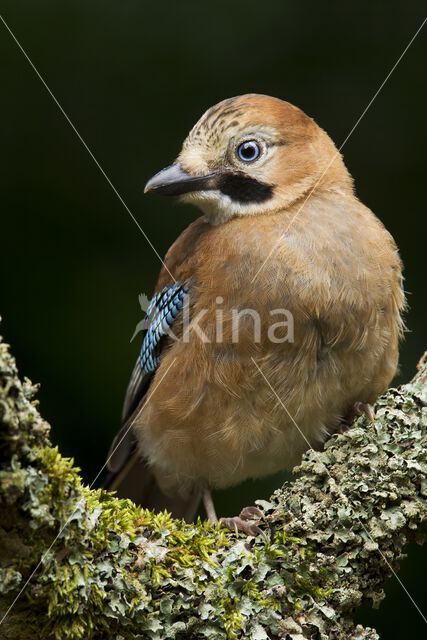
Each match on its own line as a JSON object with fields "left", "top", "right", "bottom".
{"left": 103, "top": 453, "right": 200, "bottom": 523}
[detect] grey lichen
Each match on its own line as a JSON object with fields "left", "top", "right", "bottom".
{"left": 0, "top": 334, "right": 426, "bottom": 640}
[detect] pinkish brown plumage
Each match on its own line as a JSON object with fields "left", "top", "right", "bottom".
{"left": 105, "top": 95, "right": 405, "bottom": 530}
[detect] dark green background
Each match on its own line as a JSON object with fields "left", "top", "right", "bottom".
{"left": 1, "top": 1, "right": 426, "bottom": 636}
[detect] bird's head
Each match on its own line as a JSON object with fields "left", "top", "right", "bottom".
{"left": 144, "top": 94, "right": 353, "bottom": 224}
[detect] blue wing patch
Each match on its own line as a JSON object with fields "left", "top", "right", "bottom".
{"left": 139, "top": 282, "right": 189, "bottom": 374}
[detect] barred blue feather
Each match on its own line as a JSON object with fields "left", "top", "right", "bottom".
{"left": 139, "top": 282, "right": 189, "bottom": 374}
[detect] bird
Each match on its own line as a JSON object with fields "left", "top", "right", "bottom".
{"left": 104, "top": 94, "right": 405, "bottom": 533}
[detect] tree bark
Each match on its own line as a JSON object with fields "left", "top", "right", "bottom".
{"left": 0, "top": 333, "right": 426, "bottom": 640}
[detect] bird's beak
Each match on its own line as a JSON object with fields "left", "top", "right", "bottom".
{"left": 144, "top": 163, "right": 218, "bottom": 196}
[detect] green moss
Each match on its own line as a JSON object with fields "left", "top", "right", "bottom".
{"left": 1, "top": 335, "right": 426, "bottom": 640}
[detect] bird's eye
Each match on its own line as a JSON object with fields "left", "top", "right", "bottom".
{"left": 236, "top": 140, "right": 261, "bottom": 163}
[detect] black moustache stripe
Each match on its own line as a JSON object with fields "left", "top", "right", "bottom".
{"left": 218, "top": 173, "right": 274, "bottom": 204}
{"left": 147, "top": 168, "right": 274, "bottom": 203}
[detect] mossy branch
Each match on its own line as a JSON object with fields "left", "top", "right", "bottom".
{"left": 0, "top": 333, "right": 426, "bottom": 640}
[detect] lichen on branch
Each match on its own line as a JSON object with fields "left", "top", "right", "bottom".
{"left": 0, "top": 334, "right": 426, "bottom": 640}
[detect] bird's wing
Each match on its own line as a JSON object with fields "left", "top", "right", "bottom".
{"left": 103, "top": 218, "right": 210, "bottom": 519}
{"left": 106, "top": 281, "right": 189, "bottom": 474}
{"left": 103, "top": 280, "right": 199, "bottom": 521}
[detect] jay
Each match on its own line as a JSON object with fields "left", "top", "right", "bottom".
{"left": 105, "top": 94, "right": 405, "bottom": 533}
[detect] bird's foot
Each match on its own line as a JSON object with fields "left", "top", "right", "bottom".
{"left": 352, "top": 401, "right": 375, "bottom": 422}
{"left": 337, "top": 401, "right": 375, "bottom": 433}
{"left": 220, "top": 506, "right": 263, "bottom": 536}
{"left": 336, "top": 422, "right": 351, "bottom": 434}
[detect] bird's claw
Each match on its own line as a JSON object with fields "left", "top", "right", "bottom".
{"left": 336, "top": 401, "right": 375, "bottom": 435}
{"left": 353, "top": 401, "right": 375, "bottom": 423}
{"left": 239, "top": 506, "right": 263, "bottom": 521}
{"left": 336, "top": 422, "right": 350, "bottom": 434}
{"left": 220, "top": 506, "right": 263, "bottom": 536}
